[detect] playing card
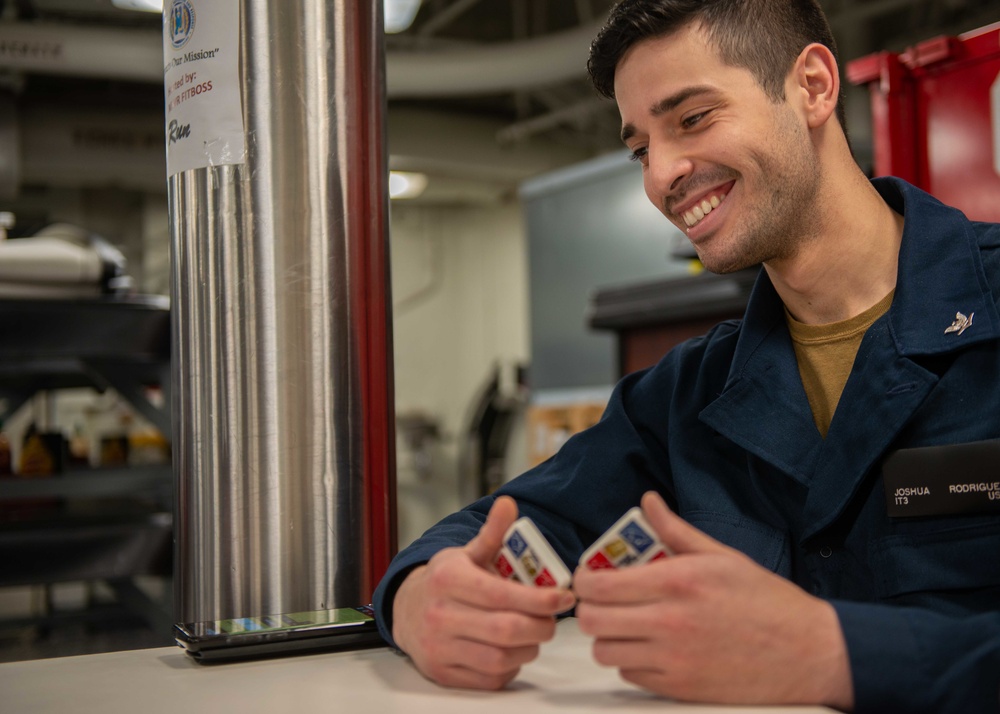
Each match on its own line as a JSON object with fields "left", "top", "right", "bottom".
{"left": 579, "top": 507, "right": 671, "bottom": 570}
{"left": 493, "top": 517, "right": 572, "bottom": 588}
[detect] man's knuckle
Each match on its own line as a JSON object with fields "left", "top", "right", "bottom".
{"left": 575, "top": 603, "right": 597, "bottom": 632}
{"left": 485, "top": 669, "right": 518, "bottom": 690}
{"left": 485, "top": 584, "right": 512, "bottom": 609}
{"left": 620, "top": 668, "right": 648, "bottom": 689}
{"left": 590, "top": 575, "right": 618, "bottom": 601}
{"left": 485, "top": 614, "right": 511, "bottom": 642}
{"left": 504, "top": 613, "right": 536, "bottom": 642}
{"left": 537, "top": 618, "right": 557, "bottom": 641}
{"left": 421, "top": 608, "right": 444, "bottom": 635}
{"left": 662, "top": 610, "right": 697, "bottom": 639}
{"left": 479, "top": 647, "right": 511, "bottom": 674}
{"left": 541, "top": 589, "right": 569, "bottom": 613}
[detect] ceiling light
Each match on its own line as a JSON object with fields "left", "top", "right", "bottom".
{"left": 389, "top": 171, "right": 428, "bottom": 200}
{"left": 113, "top": 0, "right": 423, "bottom": 34}
{"left": 384, "top": 0, "right": 422, "bottom": 33}
{"left": 112, "top": 0, "right": 163, "bottom": 12}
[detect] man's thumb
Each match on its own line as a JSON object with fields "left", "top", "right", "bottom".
{"left": 465, "top": 495, "right": 518, "bottom": 566}
{"left": 641, "top": 491, "right": 727, "bottom": 556}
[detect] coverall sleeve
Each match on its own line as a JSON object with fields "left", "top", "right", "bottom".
{"left": 834, "top": 600, "right": 1000, "bottom": 713}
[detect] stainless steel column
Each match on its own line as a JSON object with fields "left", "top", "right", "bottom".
{"left": 169, "top": 0, "right": 396, "bottom": 623}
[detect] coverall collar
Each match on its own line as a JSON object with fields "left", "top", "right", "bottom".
{"left": 699, "top": 177, "right": 1000, "bottom": 539}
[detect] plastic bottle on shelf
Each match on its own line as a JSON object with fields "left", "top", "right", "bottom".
{"left": 129, "top": 429, "right": 169, "bottom": 466}
{"left": 19, "top": 424, "right": 58, "bottom": 477}
{"left": 68, "top": 423, "right": 90, "bottom": 469}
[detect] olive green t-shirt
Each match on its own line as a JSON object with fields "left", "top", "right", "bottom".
{"left": 786, "top": 290, "right": 895, "bottom": 437}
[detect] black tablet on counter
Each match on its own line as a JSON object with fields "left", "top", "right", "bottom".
{"left": 174, "top": 605, "right": 385, "bottom": 663}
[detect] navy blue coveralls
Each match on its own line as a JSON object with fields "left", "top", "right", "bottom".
{"left": 374, "top": 178, "right": 1000, "bottom": 713}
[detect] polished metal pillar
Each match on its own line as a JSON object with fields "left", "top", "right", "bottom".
{"left": 169, "top": 0, "right": 396, "bottom": 623}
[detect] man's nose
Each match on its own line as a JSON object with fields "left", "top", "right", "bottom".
{"left": 646, "top": 145, "right": 693, "bottom": 206}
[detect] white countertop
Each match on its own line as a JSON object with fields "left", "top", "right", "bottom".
{"left": 0, "top": 618, "right": 833, "bottom": 713}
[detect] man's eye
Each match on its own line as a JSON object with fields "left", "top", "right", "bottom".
{"left": 681, "top": 112, "right": 708, "bottom": 129}
{"left": 628, "top": 146, "right": 648, "bottom": 163}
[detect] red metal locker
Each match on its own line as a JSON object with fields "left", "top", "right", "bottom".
{"left": 847, "top": 21, "right": 1000, "bottom": 222}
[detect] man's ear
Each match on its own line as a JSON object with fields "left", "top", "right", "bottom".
{"left": 791, "top": 42, "right": 839, "bottom": 129}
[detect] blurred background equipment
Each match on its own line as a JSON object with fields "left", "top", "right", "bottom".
{"left": 848, "top": 20, "right": 1000, "bottom": 223}
{"left": 0, "top": 223, "right": 132, "bottom": 298}
{"left": 458, "top": 362, "right": 528, "bottom": 502}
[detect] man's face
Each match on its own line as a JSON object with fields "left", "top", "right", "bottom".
{"left": 614, "top": 23, "right": 821, "bottom": 273}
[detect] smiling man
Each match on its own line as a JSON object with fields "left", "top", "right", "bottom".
{"left": 372, "top": 2, "right": 1000, "bottom": 712}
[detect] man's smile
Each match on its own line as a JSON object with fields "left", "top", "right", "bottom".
{"left": 670, "top": 179, "right": 736, "bottom": 230}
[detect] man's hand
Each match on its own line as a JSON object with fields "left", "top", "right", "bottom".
{"left": 392, "top": 496, "right": 576, "bottom": 690}
{"left": 574, "top": 492, "right": 854, "bottom": 711}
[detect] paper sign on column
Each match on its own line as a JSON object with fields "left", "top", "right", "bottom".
{"left": 162, "top": 0, "right": 245, "bottom": 177}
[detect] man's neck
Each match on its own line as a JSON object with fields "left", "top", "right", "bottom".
{"left": 765, "top": 171, "right": 904, "bottom": 325}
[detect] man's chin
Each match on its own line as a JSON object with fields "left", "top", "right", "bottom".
{"left": 695, "top": 253, "right": 757, "bottom": 275}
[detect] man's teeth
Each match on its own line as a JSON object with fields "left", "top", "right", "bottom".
{"left": 683, "top": 193, "right": 725, "bottom": 227}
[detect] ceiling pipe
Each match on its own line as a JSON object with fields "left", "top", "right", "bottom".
{"left": 387, "top": 19, "right": 602, "bottom": 96}
{"left": 0, "top": 22, "right": 164, "bottom": 83}
{"left": 0, "top": 19, "right": 604, "bottom": 96}
{"left": 496, "top": 96, "right": 608, "bottom": 144}
{"left": 416, "top": 0, "right": 483, "bottom": 38}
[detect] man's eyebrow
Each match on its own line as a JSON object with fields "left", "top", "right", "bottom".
{"left": 619, "top": 85, "right": 719, "bottom": 144}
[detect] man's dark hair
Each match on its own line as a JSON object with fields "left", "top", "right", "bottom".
{"left": 588, "top": 0, "right": 847, "bottom": 131}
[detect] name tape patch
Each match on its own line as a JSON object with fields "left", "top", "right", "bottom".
{"left": 883, "top": 440, "right": 1000, "bottom": 518}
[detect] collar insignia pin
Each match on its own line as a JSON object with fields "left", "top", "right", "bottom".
{"left": 944, "top": 311, "right": 974, "bottom": 336}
